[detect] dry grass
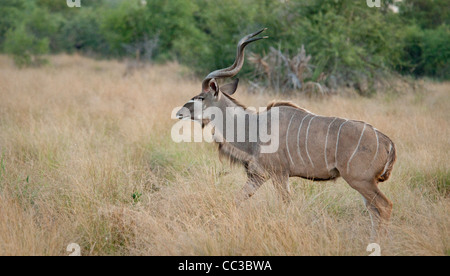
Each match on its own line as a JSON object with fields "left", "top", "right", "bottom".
{"left": 0, "top": 55, "right": 448, "bottom": 256}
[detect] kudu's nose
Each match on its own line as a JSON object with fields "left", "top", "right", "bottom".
{"left": 176, "top": 105, "right": 191, "bottom": 120}
{"left": 176, "top": 108, "right": 185, "bottom": 119}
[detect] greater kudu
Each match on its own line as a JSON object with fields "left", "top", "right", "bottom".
{"left": 176, "top": 29, "right": 396, "bottom": 235}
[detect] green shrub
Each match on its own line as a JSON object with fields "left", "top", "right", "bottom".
{"left": 0, "top": 0, "right": 448, "bottom": 86}
{"left": 398, "top": 0, "right": 450, "bottom": 29}
{"left": 26, "top": 6, "right": 63, "bottom": 51}
{"left": 100, "top": 1, "right": 151, "bottom": 57}
{"left": 422, "top": 25, "right": 450, "bottom": 79}
{"left": 3, "top": 24, "right": 49, "bottom": 67}
{"left": 0, "top": 0, "right": 27, "bottom": 46}
{"left": 397, "top": 25, "right": 424, "bottom": 75}
{"left": 398, "top": 25, "right": 450, "bottom": 80}
{"left": 58, "top": 7, "right": 108, "bottom": 55}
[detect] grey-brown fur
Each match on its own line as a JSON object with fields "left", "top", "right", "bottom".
{"left": 176, "top": 29, "right": 396, "bottom": 236}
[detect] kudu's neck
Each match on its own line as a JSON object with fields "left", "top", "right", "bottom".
{"left": 210, "top": 94, "right": 258, "bottom": 158}
{"left": 217, "top": 93, "right": 248, "bottom": 114}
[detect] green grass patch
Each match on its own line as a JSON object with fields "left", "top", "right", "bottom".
{"left": 409, "top": 169, "right": 450, "bottom": 199}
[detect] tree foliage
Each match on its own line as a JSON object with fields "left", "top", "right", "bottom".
{"left": 3, "top": 24, "right": 49, "bottom": 67}
{"left": 0, "top": 0, "right": 448, "bottom": 84}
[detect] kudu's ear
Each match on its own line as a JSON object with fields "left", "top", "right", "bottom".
{"left": 208, "top": 78, "right": 220, "bottom": 97}
{"left": 220, "top": 78, "right": 239, "bottom": 96}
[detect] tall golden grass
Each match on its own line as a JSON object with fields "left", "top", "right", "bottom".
{"left": 0, "top": 55, "right": 448, "bottom": 256}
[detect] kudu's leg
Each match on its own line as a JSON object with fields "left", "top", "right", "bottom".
{"left": 346, "top": 179, "right": 393, "bottom": 240}
{"left": 272, "top": 173, "right": 291, "bottom": 203}
{"left": 235, "top": 173, "right": 267, "bottom": 207}
{"left": 369, "top": 186, "right": 393, "bottom": 238}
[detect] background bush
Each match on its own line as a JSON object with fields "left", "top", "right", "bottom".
{"left": 0, "top": 0, "right": 448, "bottom": 87}
{"left": 3, "top": 23, "right": 49, "bottom": 67}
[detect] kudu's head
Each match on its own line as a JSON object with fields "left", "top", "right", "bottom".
{"left": 176, "top": 28, "right": 268, "bottom": 122}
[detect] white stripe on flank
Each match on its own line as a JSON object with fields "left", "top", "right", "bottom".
{"left": 296, "top": 114, "right": 311, "bottom": 165}
{"left": 380, "top": 143, "right": 393, "bottom": 176}
{"left": 305, "top": 115, "right": 317, "bottom": 168}
{"left": 286, "top": 114, "right": 296, "bottom": 166}
{"left": 324, "top": 117, "right": 338, "bottom": 170}
{"left": 335, "top": 119, "right": 349, "bottom": 167}
{"left": 365, "top": 126, "right": 379, "bottom": 172}
{"left": 347, "top": 123, "right": 366, "bottom": 174}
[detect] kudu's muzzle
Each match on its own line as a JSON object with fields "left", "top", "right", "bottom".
{"left": 176, "top": 105, "right": 191, "bottom": 120}
{"left": 176, "top": 99, "right": 202, "bottom": 121}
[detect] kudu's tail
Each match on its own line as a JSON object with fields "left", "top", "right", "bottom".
{"left": 378, "top": 140, "right": 396, "bottom": 182}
